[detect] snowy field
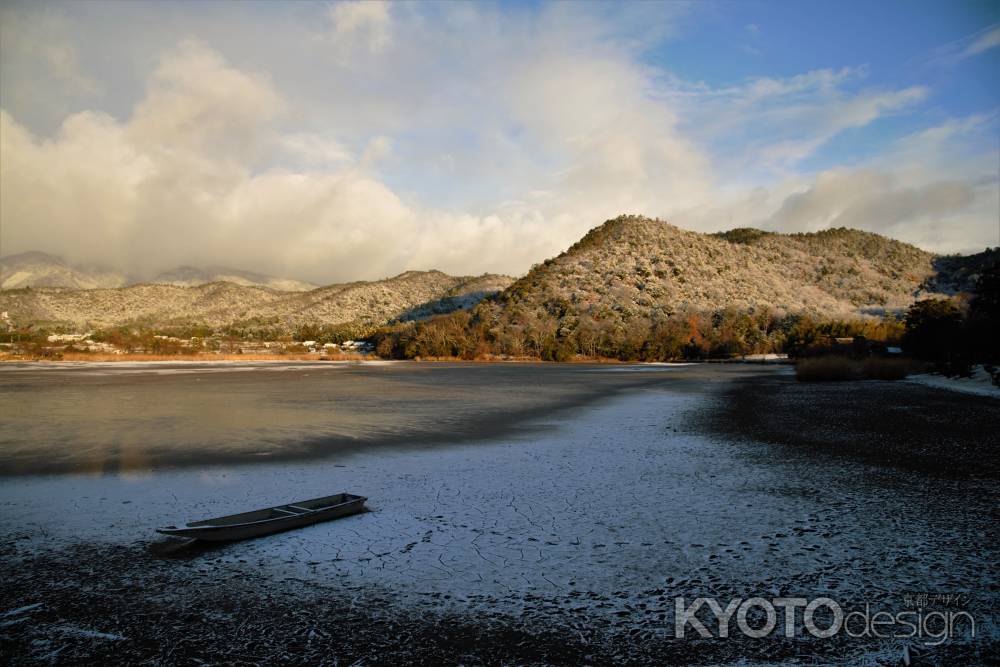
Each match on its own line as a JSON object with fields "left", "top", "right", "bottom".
{"left": 907, "top": 366, "right": 1000, "bottom": 399}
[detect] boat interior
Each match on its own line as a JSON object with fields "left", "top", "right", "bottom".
{"left": 188, "top": 493, "right": 362, "bottom": 527}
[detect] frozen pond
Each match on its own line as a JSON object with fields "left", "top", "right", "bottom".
{"left": 1, "top": 361, "right": 996, "bottom": 663}
{"left": 0, "top": 360, "right": 707, "bottom": 475}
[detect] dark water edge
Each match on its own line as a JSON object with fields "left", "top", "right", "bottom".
{"left": 694, "top": 372, "right": 1000, "bottom": 480}
{"left": 0, "top": 361, "right": 765, "bottom": 477}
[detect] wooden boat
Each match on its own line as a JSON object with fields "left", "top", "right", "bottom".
{"left": 157, "top": 493, "right": 367, "bottom": 541}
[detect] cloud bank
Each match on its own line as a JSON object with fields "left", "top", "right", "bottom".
{"left": 0, "top": 2, "right": 997, "bottom": 283}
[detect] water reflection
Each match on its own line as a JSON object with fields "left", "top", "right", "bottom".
{"left": 0, "top": 361, "right": 721, "bottom": 476}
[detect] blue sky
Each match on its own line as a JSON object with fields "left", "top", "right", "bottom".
{"left": 0, "top": 1, "right": 997, "bottom": 282}
{"left": 657, "top": 0, "right": 999, "bottom": 168}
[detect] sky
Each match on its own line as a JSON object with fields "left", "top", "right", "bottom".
{"left": 0, "top": 0, "right": 998, "bottom": 283}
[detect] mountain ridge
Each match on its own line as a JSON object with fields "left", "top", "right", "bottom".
{"left": 145, "top": 266, "right": 318, "bottom": 292}
{"left": 0, "top": 252, "right": 320, "bottom": 292}
{"left": 498, "top": 216, "right": 943, "bottom": 319}
{"left": 0, "top": 252, "right": 130, "bottom": 290}
{"left": 4, "top": 217, "right": 995, "bottom": 341}
{"left": 0, "top": 269, "right": 513, "bottom": 332}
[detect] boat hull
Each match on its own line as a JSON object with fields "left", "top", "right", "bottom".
{"left": 157, "top": 493, "right": 366, "bottom": 542}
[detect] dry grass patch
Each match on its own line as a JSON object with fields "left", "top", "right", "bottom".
{"left": 860, "top": 357, "right": 917, "bottom": 380}
{"left": 795, "top": 356, "right": 861, "bottom": 381}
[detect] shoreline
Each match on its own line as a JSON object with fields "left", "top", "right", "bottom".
{"left": 0, "top": 353, "right": 789, "bottom": 365}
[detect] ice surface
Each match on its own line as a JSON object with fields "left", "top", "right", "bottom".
{"left": 2, "top": 384, "right": 996, "bottom": 646}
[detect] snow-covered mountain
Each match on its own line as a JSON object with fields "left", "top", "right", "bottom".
{"left": 149, "top": 266, "right": 317, "bottom": 292}
{"left": 0, "top": 270, "right": 513, "bottom": 331}
{"left": 0, "top": 252, "right": 317, "bottom": 291}
{"left": 0, "top": 252, "right": 129, "bottom": 290}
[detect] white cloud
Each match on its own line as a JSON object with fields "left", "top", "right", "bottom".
{"left": 279, "top": 133, "right": 354, "bottom": 167}
{"left": 666, "top": 67, "right": 928, "bottom": 176}
{"left": 673, "top": 115, "right": 999, "bottom": 254}
{"left": 0, "top": 3, "right": 996, "bottom": 287}
{"left": 1, "top": 26, "right": 710, "bottom": 282}
{"left": 129, "top": 41, "right": 284, "bottom": 165}
{"left": 327, "top": 0, "right": 392, "bottom": 57}
{"left": 767, "top": 171, "right": 973, "bottom": 232}
{"left": 764, "top": 172, "right": 992, "bottom": 254}
{"left": 964, "top": 24, "right": 1000, "bottom": 57}
{"left": 930, "top": 23, "right": 1000, "bottom": 64}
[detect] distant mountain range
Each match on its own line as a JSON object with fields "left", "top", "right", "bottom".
{"left": 0, "top": 267, "right": 512, "bottom": 332}
{"left": 142, "top": 266, "right": 318, "bottom": 292}
{"left": 2, "top": 218, "right": 995, "bottom": 336}
{"left": 0, "top": 252, "right": 131, "bottom": 290}
{"left": 0, "top": 252, "right": 318, "bottom": 291}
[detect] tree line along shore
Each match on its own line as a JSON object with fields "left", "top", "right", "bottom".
{"left": 2, "top": 285, "right": 996, "bottom": 388}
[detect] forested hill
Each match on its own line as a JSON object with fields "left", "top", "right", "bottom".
{"left": 501, "top": 216, "right": 939, "bottom": 319}
{"left": 374, "top": 216, "right": 994, "bottom": 360}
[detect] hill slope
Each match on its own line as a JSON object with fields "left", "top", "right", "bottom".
{"left": 374, "top": 216, "right": 993, "bottom": 360}
{"left": 497, "top": 216, "right": 940, "bottom": 320}
{"left": 0, "top": 271, "right": 512, "bottom": 331}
